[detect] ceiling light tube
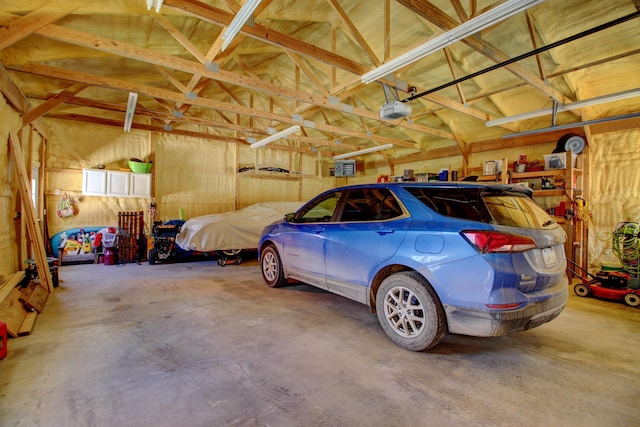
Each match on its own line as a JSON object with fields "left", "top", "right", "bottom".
{"left": 222, "top": 0, "right": 262, "bottom": 51}
{"left": 361, "top": 0, "right": 544, "bottom": 84}
{"left": 124, "top": 92, "right": 138, "bottom": 133}
{"left": 487, "top": 87, "right": 640, "bottom": 127}
{"left": 250, "top": 125, "right": 300, "bottom": 149}
{"left": 332, "top": 143, "right": 394, "bottom": 160}
{"left": 146, "top": 0, "right": 163, "bottom": 13}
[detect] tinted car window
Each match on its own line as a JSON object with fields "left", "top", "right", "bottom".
{"left": 339, "top": 188, "right": 403, "bottom": 222}
{"left": 406, "top": 186, "right": 555, "bottom": 229}
{"left": 296, "top": 191, "right": 342, "bottom": 222}
{"left": 483, "top": 194, "right": 555, "bottom": 229}
{"left": 406, "top": 187, "right": 490, "bottom": 222}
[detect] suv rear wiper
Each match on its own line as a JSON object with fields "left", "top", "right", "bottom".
{"left": 542, "top": 219, "right": 557, "bottom": 227}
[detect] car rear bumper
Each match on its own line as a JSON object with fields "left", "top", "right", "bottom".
{"left": 443, "top": 279, "right": 569, "bottom": 337}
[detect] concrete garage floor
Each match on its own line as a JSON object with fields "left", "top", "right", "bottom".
{"left": 1, "top": 257, "right": 639, "bottom": 427}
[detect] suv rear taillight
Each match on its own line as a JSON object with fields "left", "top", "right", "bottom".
{"left": 462, "top": 230, "right": 536, "bottom": 253}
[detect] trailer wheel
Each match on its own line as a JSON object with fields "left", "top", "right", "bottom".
{"left": 623, "top": 292, "right": 640, "bottom": 307}
{"left": 573, "top": 283, "right": 591, "bottom": 297}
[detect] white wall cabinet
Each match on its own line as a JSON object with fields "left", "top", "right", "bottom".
{"left": 82, "top": 169, "right": 151, "bottom": 197}
{"left": 82, "top": 169, "right": 107, "bottom": 196}
{"left": 129, "top": 172, "right": 152, "bottom": 197}
{"left": 106, "top": 170, "right": 130, "bottom": 197}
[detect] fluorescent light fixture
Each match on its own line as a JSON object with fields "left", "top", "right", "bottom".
{"left": 361, "top": 0, "right": 544, "bottom": 84}
{"left": 124, "top": 92, "right": 138, "bottom": 133}
{"left": 332, "top": 143, "right": 394, "bottom": 160}
{"left": 250, "top": 125, "right": 300, "bottom": 149}
{"left": 487, "top": 87, "right": 640, "bottom": 127}
{"left": 221, "top": 0, "right": 262, "bottom": 52}
{"left": 146, "top": 0, "right": 164, "bottom": 13}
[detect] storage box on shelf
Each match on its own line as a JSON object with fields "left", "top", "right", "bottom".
{"left": 475, "top": 158, "right": 509, "bottom": 184}
{"left": 509, "top": 152, "right": 583, "bottom": 211}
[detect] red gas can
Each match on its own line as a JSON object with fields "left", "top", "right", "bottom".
{"left": 104, "top": 247, "right": 117, "bottom": 265}
{"left": 0, "top": 321, "right": 7, "bottom": 360}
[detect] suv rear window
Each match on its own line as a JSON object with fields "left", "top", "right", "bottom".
{"left": 405, "top": 186, "right": 556, "bottom": 229}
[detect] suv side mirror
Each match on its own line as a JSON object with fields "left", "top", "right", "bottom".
{"left": 285, "top": 212, "right": 296, "bottom": 223}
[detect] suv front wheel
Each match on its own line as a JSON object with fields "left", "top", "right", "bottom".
{"left": 260, "top": 244, "right": 287, "bottom": 288}
{"left": 376, "top": 271, "right": 446, "bottom": 351}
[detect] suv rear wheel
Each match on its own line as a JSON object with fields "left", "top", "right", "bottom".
{"left": 376, "top": 271, "right": 446, "bottom": 351}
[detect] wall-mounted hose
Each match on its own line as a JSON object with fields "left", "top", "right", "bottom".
{"left": 611, "top": 222, "right": 640, "bottom": 276}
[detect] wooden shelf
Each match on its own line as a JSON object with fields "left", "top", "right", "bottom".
{"left": 476, "top": 173, "right": 507, "bottom": 183}
{"left": 45, "top": 167, "right": 82, "bottom": 173}
{"left": 511, "top": 168, "right": 581, "bottom": 179}
{"left": 532, "top": 189, "right": 565, "bottom": 197}
{"left": 477, "top": 174, "right": 500, "bottom": 181}
{"left": 239, "top": 172, "right": 301, "bottom": 181}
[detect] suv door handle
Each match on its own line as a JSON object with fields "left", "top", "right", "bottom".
{"left": 376, "top": 227, "right": 395, "bottom": 235}
{"left": 314, "top": 226, "right": 326, "bottom": 233}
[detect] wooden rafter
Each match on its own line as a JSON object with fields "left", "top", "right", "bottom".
{"left": 450, "top": 0, "right": 468, "bottom": 22}
{"left": 0, "top": 1, "right": 80, "bottom": 51}
{"left": 9, "top": 62, "right": 419, "bottom": 149}
{"left": 234, "top": 58, "right": 295, "bottom": 116}
{"left": 163, "top": 0, "right": 369, "bottom": 74}
{"left": 48, "top": 111, "right": 359, "bottom": 152}
{"left": 396, "top": 0, "right": 573, "bottom": 105}
{"left": 285, "top": 51, "right": 331, "bottom": 98}
{"left": 152, "top": 65, "right": 191, "bottom": 93}
{"left": 216, "top": 81, "right": 270, "bottom": 128}
{"left": 21, "top": 83, "right": 87, "bottom": 126}
{"left": 525, "top": 10, "right": 546, "bottom": 81}
{"left": 443, "top": 48, "right": 466, "bottom": 105}
{"left": 27, "top": 22, "right": 447, "bottom": 142}
{"left": 30, "top": 93, "right": 254, "bottom": 134}
{"left": 326, "top": 0, "right": 380, "bottom": 66}
{"left": 153, "top": 13, "right": 207, "bottom": 64}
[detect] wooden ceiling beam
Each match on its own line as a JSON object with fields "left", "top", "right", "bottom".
{"left": 443, "top": 47, "right": 466, "bottom": 105}
{"left": 29, "top": 22, "right": 443, "bottom": 142}
{"left": 0, "top": 64, "right": 49, "bottom": 139}
{"left": 0, "top": 0, "right": 80, "bottom": 51}
{"left": 234, "top": 58, "right": 295, "bottom": 116}
{"left": 49, "top": 94, "right": 267, "bottom": 134}
{"left": 216, "top": 81, "right": 270, "bottom": 128}
{"left": 525, "top": 10, "right": 546, "bottom": 81}
{"left": 0, "top": 62, "right": 28, "bottom": 112}
{"left": 152, "top": 65, "right": 191, "bottom": 94}
{"left": 47, "top": 112, "right": 349, "bottom": 154}
{"left": 396, "top": 0, "right": 573, "bottom": 105}
{"left": 10, "top": 62, "right": 417, "bottom": 149}
{"left": 163, "top": 0, "right": 370, "bottom": 74}
{"left": 153, "top": 13, "right": 207, "bottom": 64}
{"left": 450, "top": 0, "right": 468, "bottom": 22}
{"left": 285, "top": 51, "right": 331, "bottom": 98}
{"left": 21, "top": 83, "right": 87, "bottom": 126}
{"left": 327, "top": 0, "right": 381, "bottom": 66}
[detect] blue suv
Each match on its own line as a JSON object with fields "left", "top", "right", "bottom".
{"left": 258, "top": 182, "right": 568, "bottom": 351}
